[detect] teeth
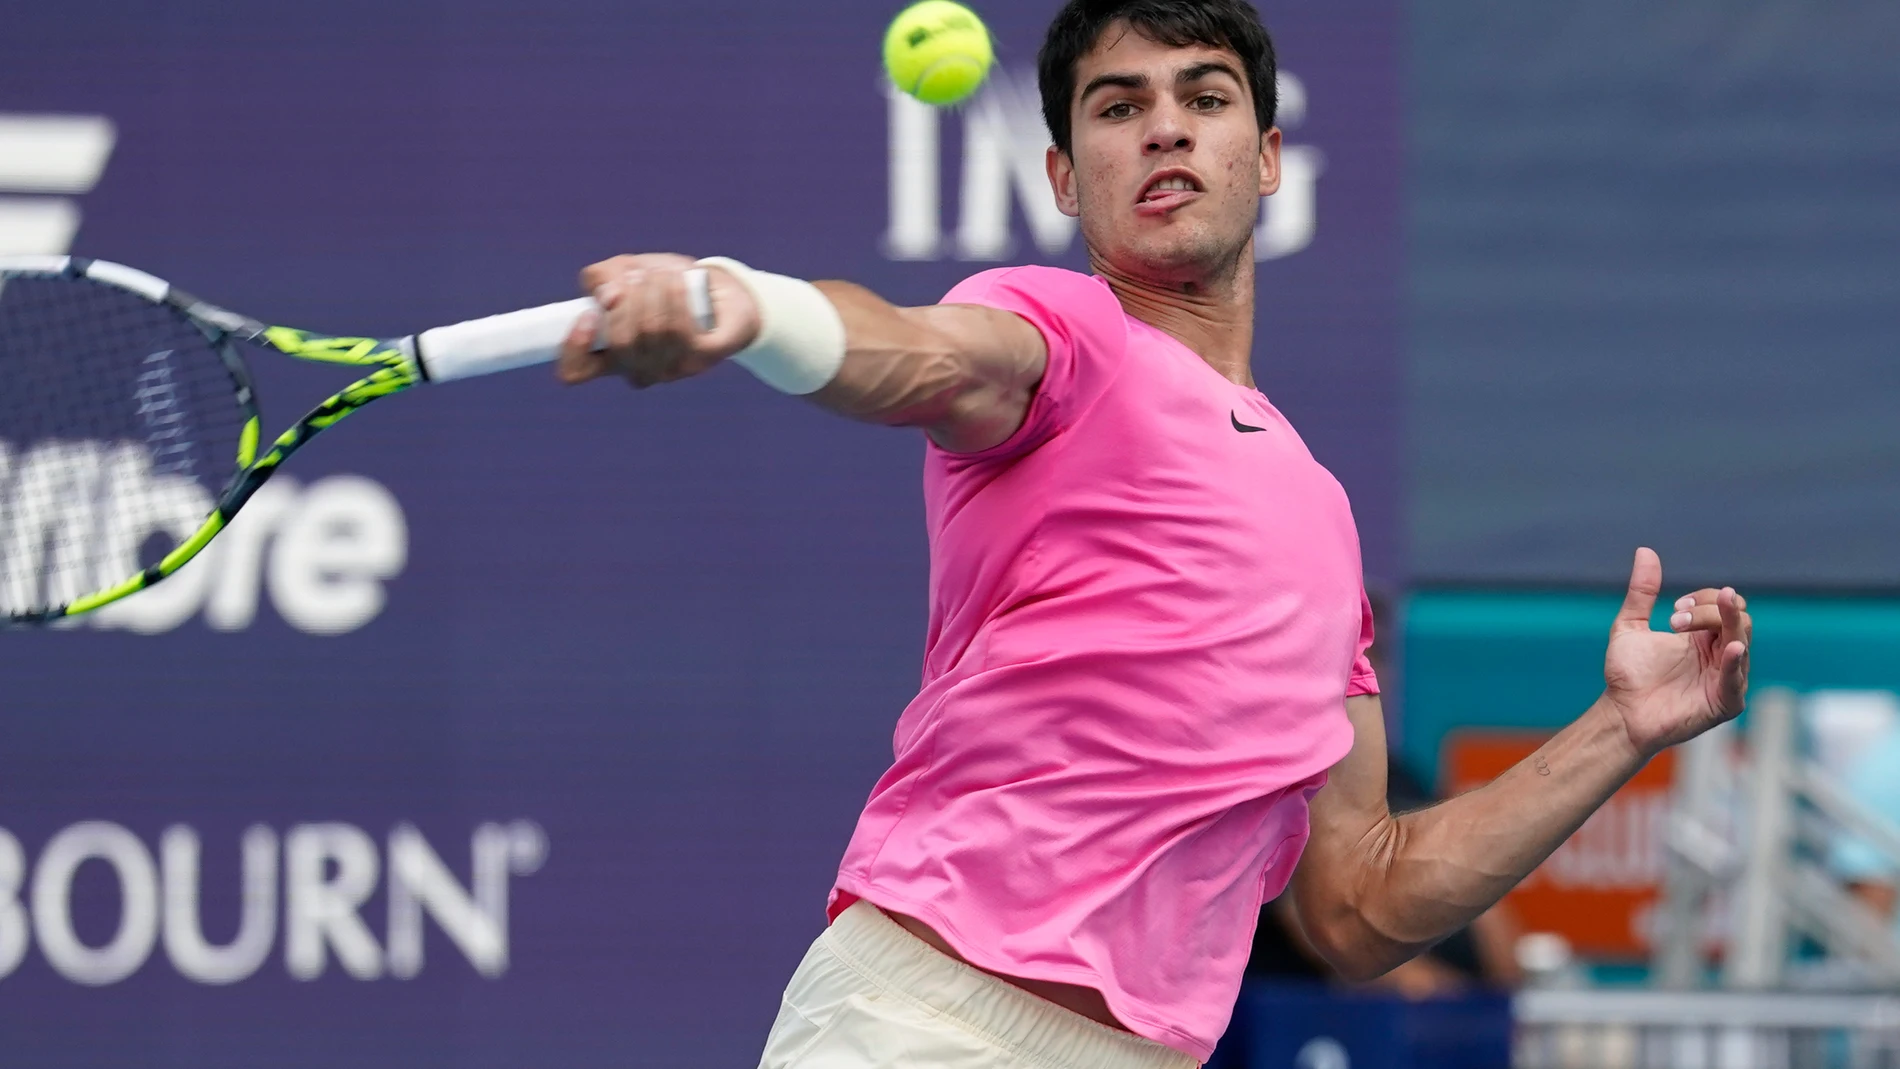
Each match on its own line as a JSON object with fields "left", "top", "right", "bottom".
{"left": 1149, "top": 177, "right": 1194, "bottom": 194}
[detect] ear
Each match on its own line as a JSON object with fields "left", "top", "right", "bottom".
{"left": 1258, "top": 127, "right": 1283, "bottom": 198}
{"left": 1046, "top": 145, "right": 1081, "bottom": 218}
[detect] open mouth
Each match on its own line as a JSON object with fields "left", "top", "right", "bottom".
{"left": 1137, "top": 170, "right": 1205, "bottom": 212}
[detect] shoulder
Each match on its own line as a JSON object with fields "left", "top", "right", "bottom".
{"left": 941, "top": 266, "right": 1119, "bottom": 315}
{"left": 924, "top": 268, "right": 1128, "bottom": 465}
{"left": 940, "top": 266, "right": 1127, "bottom": 368}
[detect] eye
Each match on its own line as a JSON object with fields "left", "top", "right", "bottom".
{"left": 1191, "top": 94, "right": 1227, "bottom": 111}
{"left": 1102, "top": 102, "right": 1137, "bottom": 119}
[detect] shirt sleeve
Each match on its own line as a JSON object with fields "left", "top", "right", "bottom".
{"left": 1347, "top": 586, "right": 1381, "bottom": 697}
{"left": 933, "top": 266, "right": 1129, "bottom": 464}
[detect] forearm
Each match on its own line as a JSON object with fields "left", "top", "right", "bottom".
{"left": 1303, "top": 698, "right": 1644, "bottom": 978}
{"left": 807, "top": 281, "right": 1043, "bottom": 452}
{"left": 1295, "top": 553, "right": 1752, "bottom": 981}
{"left": 564, "top": 256, "right": 1044, "bottom": 453}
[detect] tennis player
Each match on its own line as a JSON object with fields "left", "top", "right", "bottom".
{"left": 559, "top": 2, "right": 1753, "bottom": 1065}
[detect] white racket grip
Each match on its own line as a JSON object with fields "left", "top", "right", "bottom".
{"left": 415, "top": 269, "right": 716, "bottom": 383}
{"left": 415, "top": 298, "right": 596, "bottom": 383}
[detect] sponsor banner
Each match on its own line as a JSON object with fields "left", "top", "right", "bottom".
{"left": 0, "top": 820, "right": 546, "bottom": 986}
{"left": 0, "top": 1, "right": 1402, "bottom": 1065}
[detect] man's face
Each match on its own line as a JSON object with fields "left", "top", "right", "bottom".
{"left": 1047, "top": 23, "right": 1280, "bottom": 285}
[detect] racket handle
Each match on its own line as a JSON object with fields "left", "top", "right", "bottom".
{"left": 416, "top": 268, "right": 717, "bottom": 384}
{"left": 415, "top": 297, "right": 596, "bottom": 383}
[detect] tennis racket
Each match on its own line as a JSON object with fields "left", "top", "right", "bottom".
{"left": 0, "top": 255, "right": 714, "bottom": 627}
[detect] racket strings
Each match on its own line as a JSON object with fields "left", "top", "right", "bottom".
{"left": 0, "top": 276, "right": 246, "bottom": 616}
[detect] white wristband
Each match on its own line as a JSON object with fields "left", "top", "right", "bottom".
{"left": 697, "top": 256, "right": 846, "bottom": 395}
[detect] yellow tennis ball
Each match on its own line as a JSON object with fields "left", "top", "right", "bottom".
{"left": 884, "top": 0, "right": 994, "bottom": 107}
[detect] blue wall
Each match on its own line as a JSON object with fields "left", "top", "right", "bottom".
{"left": 1409, "top": 1, "right": 1900, "bottom": 588}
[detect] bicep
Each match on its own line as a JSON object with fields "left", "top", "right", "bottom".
{"left": 808, "top": 281, "right": 1047, "bottom": 453}
{"left": 1296, "top": 694, "right": 1393, "bottom": 892}
{"left": 1284, "top": 693, "right": 1401, "bottom": 973}
{"left": 906, "top": 302, "right": 1048, "bottom": 453}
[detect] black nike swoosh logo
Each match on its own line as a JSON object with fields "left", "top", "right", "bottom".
{"left": 1231, "top": 411, "right": 1267, "bottom": 433}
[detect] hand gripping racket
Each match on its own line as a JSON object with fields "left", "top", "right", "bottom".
{"left": 0, "top": 256, "right": 713, "bottom": 627}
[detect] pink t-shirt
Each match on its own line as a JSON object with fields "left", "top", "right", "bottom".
{"left": 828, "top": 266, "right": 1375, "bottom": 1061}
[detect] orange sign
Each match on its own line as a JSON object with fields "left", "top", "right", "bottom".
{"left": 1442, "top": 732, "right": 1677, "bottom": 959}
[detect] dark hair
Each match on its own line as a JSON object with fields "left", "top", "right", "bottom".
{"left": 1037, "top": 0, "right": 1278, "bottom": 156}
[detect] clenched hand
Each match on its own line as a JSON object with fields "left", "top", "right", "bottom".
{"left": 556, "top": 253, "right": 761, "bottom": 389}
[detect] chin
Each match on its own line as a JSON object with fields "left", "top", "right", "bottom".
{"left": 1084, "top": 207, "right": 1252, "bottom": 284}
{"left": 1122, "top": 231, "right": 1235, "bottom": 281}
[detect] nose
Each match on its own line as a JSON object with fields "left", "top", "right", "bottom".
{"left": 1143, "top": 101, "right": 1193, "bottom": 155}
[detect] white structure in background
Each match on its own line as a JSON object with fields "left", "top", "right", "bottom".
{"left": 885, "top": 70, "right": 1321, "bottom": 263}
{"left": 1518, "top": 688, "right": 1900, "bottom": 1069}
{"left": 0, "top": 114, "right": 116, "bottom": 255}
{"left": 1656, "top": 688, "right": 1900, "bottom": 988}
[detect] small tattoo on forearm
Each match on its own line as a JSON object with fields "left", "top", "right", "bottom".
{"left": 1534, "top": 758, "right": 1552, "bottom": 777}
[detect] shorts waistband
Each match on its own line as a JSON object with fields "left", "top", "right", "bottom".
{"left": 820, "top": 901, "right": 1198, "bottom": 1069}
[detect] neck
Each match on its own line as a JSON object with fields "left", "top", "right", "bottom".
{"left": 1089, "top": 242, "right": 1257, "bottom": 387}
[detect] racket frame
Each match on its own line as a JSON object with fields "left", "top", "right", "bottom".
{"left": 0, "top": 256, "right": 422, "bottom": 626}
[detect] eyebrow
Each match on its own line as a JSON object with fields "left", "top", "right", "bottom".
{"left": 1079, "top": 61, "right": 1246, "bottom": 105}
{"left": 1079, "top": 71, "right": 1148, "bottom": 102}
{"left": 1177, "top": 61, "right": 1244, "bottom": 88}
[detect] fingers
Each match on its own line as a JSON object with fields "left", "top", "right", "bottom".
{"left": 555, "top": 307, "right": 607, "bottom": 384}
{"left": 561, "top": 254, "right": 643, "bottom": 386}
{"left": 1717, "top": 585, "right": 1752, "bottom": 652}
{"left": 577, "top": 252, "right": 695, "bottom": 294}
{"left": 578, "top": 255, "right": 635, "bottom": 296}
{"left": 1668, "top": 600, "right": 1753, "bottom": 639}
{"left": 1667, "top": 587, "right": 1752, "bottom": 643}
{"left": 1672, "top": 588, "right": 1748, "bottom": 614}
{"left": 581, "top": 264, "right": 722, "bottom": 390}
{"left": 1614, "top": 547, "right": 1663, "bottom": 633}
{"left": 628, "top": 267, "right": 695, "bottom": 388}
{"left": 563, "top": 252, "right": 756, "bottom": 389}
{"left": 626, "top": 270, "right": 675, "bottom": 388}
{"left": 1669, "top": 585, "right": 1753, "bottom": 715}
{"left": 1718, "top": 638, "right": 1751, "bottom": 713}
{"left": 1716, "top": 587, "right": 1752, "bottom": 713}
{"left": 635, "top": 267, "right": 694, "bottom": 351}
{"left": 1632, "top": 567, "right": 1755, "bottom": 719}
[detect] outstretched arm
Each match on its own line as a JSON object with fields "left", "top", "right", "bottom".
{"left": 1289, "top": 548, "right": 1752, "bottom": 980}
{"left": 553, "top": 253, "right": 1047, "bottom": 454}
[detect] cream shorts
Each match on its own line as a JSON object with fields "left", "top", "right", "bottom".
{"left": 758, "top": 901, "right": 1199, "bottom": 1069}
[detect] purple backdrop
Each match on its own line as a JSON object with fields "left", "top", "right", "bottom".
{"left": 0, "top": 1, "right": 1400, "bottom": 1064}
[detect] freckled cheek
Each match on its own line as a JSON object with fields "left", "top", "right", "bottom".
{"left": 1082, "top": 170, "right": 1125, "bottom": 210}
{"left": 1223, "top": 151, "right": 1260, "bottom": 202}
